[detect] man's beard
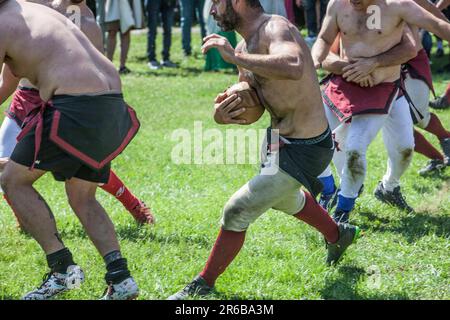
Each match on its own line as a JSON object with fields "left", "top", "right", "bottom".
{"left": 214, "top": 0, "right": 241, "bottom": 32}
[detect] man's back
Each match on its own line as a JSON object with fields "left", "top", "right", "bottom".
{"left": 0, "top": 0, "right": 119, "bottom": 101}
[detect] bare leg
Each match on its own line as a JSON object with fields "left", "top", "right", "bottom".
{"left": 119, "top": 31, "right": 131, "bottom": 69}
{"left": 1, "top": 160, "right": 64, "bottom": 254}
{"left": 65, "top": 177, "right": 119, "bottom": 256}
{"left": 106, "top": 30, "right": 118, "bottom": 62}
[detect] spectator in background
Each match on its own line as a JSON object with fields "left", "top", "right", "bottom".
{"left": 285, "top": 0, "right": 295, "bottom": 23}
{"left": 104, "top": 0, "right": 144, "bottom": 74}
{"left": 203, "top": 0, "right": 237, "bottom": 72}
{"left": 302, "top": 0, "right": 328, "bottom": 41}
{"left": 180, "top": 0, "right": 207, "bottom": 57}
{"left": 260, "top": 0, "right": 287, "bottom": 16}
{"left": 146, "top": 0, "right": 177, "bottom": 70}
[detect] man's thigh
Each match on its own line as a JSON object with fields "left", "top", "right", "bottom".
{"left": 404, "top": 75, "right": 430, "bottom": 128}
{"left": 345, "top": 113, "right": 387, "bottom": 152}
{"left": 383, "top": 96, "right": 414, "bottom": 150}
{"left": 0, "top": 117, "right": 21, "bottom": 158}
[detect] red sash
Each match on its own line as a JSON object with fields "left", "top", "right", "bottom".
{"left": 404, "top": 49, "right": 435, "bottom": 97}
{"left": 6, "top": 88, "right": 42, "bottom": 126}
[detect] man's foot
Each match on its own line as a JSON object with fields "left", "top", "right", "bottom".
{"left": 118, "top": 66, "right": 131, "bottom": 74}
{"left": 418, "top": 159, "right": 445, "bottom": 176}
{"left": 374, "top": 182, "right": 413, "bottom": 212}
{"left": 101, "top": 277, "right": 139, "bottom": 300}
{"left": 440, "top": 138, "right": 450, "bottom": 166}
{"left": 148, "top": 60, "right": 161, "bottom": 70}
{"left": 319, "top": 192, "right": 334, "bottom": 211}
{"left": 332, "top": 208, "right": 350, "bottom": 224}
{"left": 161, "top": 59, "right": 177, "bottom": 68}
{"left": 22, "top": 265, "right": 84, "bottom": 300}
{"left": 167, "top": 275, "right": 213, "bottom": 300}
{"left": 429, "top": 96, "right": 450, "bottom": 110}
{"left": 326, "top": 223, "right": 361, "bottom": 266}
{"left": 129, "top": 200, "right": 155, "bottom": 224}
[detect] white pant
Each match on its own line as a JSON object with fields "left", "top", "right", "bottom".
{"left": 404, "top": 74, "right": 431, "bottom": 128}
{"left": 0, "top": 117, "right": 20, "bottom": 158}
{"left": 320, "top": 94, "right": 415, "bottom": 198}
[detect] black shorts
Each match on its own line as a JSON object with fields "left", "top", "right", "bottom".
{"left": 10, "top": 107, "right": 111, "bottom": 183}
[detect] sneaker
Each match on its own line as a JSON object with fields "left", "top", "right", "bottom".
{"left": 374, "top": 182, "right": 413, "bottom": 212}
{"left": 167, "top": 275, "right": 213, "bottom": 300}
{"left": 332, "top": 208, "right": 350, "bottom": 224}
{"left": 128, "top": 200, "right": 155, "bottom": 225}
{"left": 418, "top": 159, "right": 445, "bottom": 176}
{"left": 326, "top": 223, "right": 361, "bottom": 266}
{"left": 22, "top": 265, "right": 84, "bottom": 300}
{"left": 429, "top": 96, "right": 450, "bottom": 110}
{"left": 440, "top": 138, "right": 450, "bottom": 166}
{"left": 147, "top": 60, "right": 161, "bottom": 70}
{"left": 118, "top": 66, "right": 131, "bottom": 74}
{"left": 101, "top": 277, "right": 139, "bottom": 300}
{"left": 160, "top": 60, "right": 177, "bottom": 68}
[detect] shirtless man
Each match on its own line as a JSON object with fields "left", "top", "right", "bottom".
{"left": 312, "top": 0, "right": 450, "bottom": 223}
{"left": 168, "top": 0, "right": 361, "bottom": 300}
{"left": 0, "top": 0, "right": 140, "bottom": 299}
{"left": 0, "top": 0, "right": 154, "bottom": 226}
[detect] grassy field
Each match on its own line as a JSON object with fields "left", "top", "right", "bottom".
{"left": 0, "top": 29, "right": 448, "bottom": 300}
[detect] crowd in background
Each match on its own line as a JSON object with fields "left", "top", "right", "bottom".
{"left": 85, "top": 0, "right": 450, "bottom": 74}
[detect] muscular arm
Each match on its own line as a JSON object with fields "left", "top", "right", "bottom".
{"left": 414, "top": 0, "right": 449, "bottom": 22}
{"left": 311, "top": 0, "right": 339, "bottom": 68}
{"left": 396, "top": 0, "right": 450, "bottom": 42}
{"left": 0, "top": 64, "right": 19, "bottom": 106}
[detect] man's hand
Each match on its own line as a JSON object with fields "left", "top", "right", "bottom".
{"left": 342, "top": 57, "right": 379, "bottom": 82}
{"left": 213, "top": 94, "right": 247, "bottom": 125}
{"left": 202, "top": 34, "right": 236, "bottom": 64}
{"left": 355, "top": 74, "right": 375, "bottom": 88}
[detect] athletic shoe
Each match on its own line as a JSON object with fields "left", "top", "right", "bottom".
{"left": 332, "top": 208, "right": 350, "bottom": 224}
{"left": 418, "top": 159, "right": 445, "bottom": 176}
{"left": 148, "top": 60, "right": 161, "bottom": 70}
{"left": 101, "top": 277, "right": 139, "bottom": 300}
{"left": 319, "top": 192, "right": 334, "bottom": 211}
{"left": 374, "top": 182, "right": 413, "bottom": 212}
{"left": 429, "top": 96, "right": 450, "bottom": 110}
{"left": 167, "top": 275, "right": 213, "bottom": 300}
{"left": 326, "top": 223, "right": 361, "bottom": 266}
{"left": 161, "top": 60, "right": 178, "bottom": 68}
{"left": 440, "top": 138, "right": 450, "bottom": 166}
{"left": 129, "top": 200, "right": 155, "bottom": 224}
{"left": 22, "top": 265, "right": 84, "bottom": 300}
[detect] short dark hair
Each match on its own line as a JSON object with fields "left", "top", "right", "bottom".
{"left": 246, "top": 0, "right": 263, "bottom": 9}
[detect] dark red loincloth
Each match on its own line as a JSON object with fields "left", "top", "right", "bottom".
{"left": 322, "top": 75, "right": 400, "bottom": 122}
{"left": 5, "top": 87, "right": 42, "bottom": 127}
{"left": 403, "top": 48, "right": 435, "bottom": 97}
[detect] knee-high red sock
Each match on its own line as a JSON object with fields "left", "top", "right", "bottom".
{"left": 100, "top": 170, "right": 139, "bottom": 211}
{"left": 199, "top": 228, "right": 246, "bottom": 287}
{"left": 424, "top": 113, "right": 450, "bottom": 141}
{"left": 414, "top": 130, "right": 444, "bottom": 161}
{"left": 294, "top": 191, "right": 339, "bottom": 244}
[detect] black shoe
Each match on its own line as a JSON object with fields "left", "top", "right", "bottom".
{"left": 319, "top": 191, "right": 334, "bottom": 211}
{"left": 429, "top": 96, "right": 450, "bottom": 110}
{"left": 326, "top": 223, "right": 361, "bottom": 266}
{"left": 332, "top": 208, "right": 350, "bottom": 224}
{"left": 374, "top": 182, "right": 413, "bottom": 212}
{"left": 440, "top": 138, "right": 450, "bottom": 166}
{"left": 119, "top": 66, "right": 131, "bottom": 74}
{"left": 167, "top": 275, "right": 213, "bottom": 300}
{"left": 418, "top": 159, "right": 445, "bottom": 176}
{"left": 160, "top": 59, "right": 178, "bottom": 68}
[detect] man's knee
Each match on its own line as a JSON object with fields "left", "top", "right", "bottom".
{"left": 67, "top": 192, "right": 97, "bottom": 214}
{"left": 415, "top": 112, "right": 431, "bottom": 129}
{"left": 345, "top": 150, "right": 366, "bottom": 181}
{"left": 399, "top": 148, "right": 414, "bottom": 166}
{"left": 221, "top": 201, "right": 254, "bottom": 232}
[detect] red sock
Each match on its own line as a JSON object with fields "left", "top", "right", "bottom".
{"left": 200, "top": 228, "right": 246, "bottom": 287}
{"left": 424, "top": 113, "right": 450, "bottom": 141}
{"left": 414, "top": 130, "right": 444, "bottom": 161}
{"left": 100, "top": 170, "right": 139, "bottom": 211}
{"left": 294, "top": 191, "right": 339, "bottom": 244}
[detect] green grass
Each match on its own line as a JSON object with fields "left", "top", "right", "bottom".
{"left": 0, "top": 29, "right": 449, "bottom": 300}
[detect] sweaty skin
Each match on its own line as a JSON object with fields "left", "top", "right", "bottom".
{"left": 312, "top": 0, "right": 450, "bottom": 85}
{"left": 0, "top": 0, "right": 120, "bottom": 102}
{"left": 12, "top": 0, "right": 105, "bottom": 90}
{"left": 203, "top": 3, "right": 328, "bottom": 139}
